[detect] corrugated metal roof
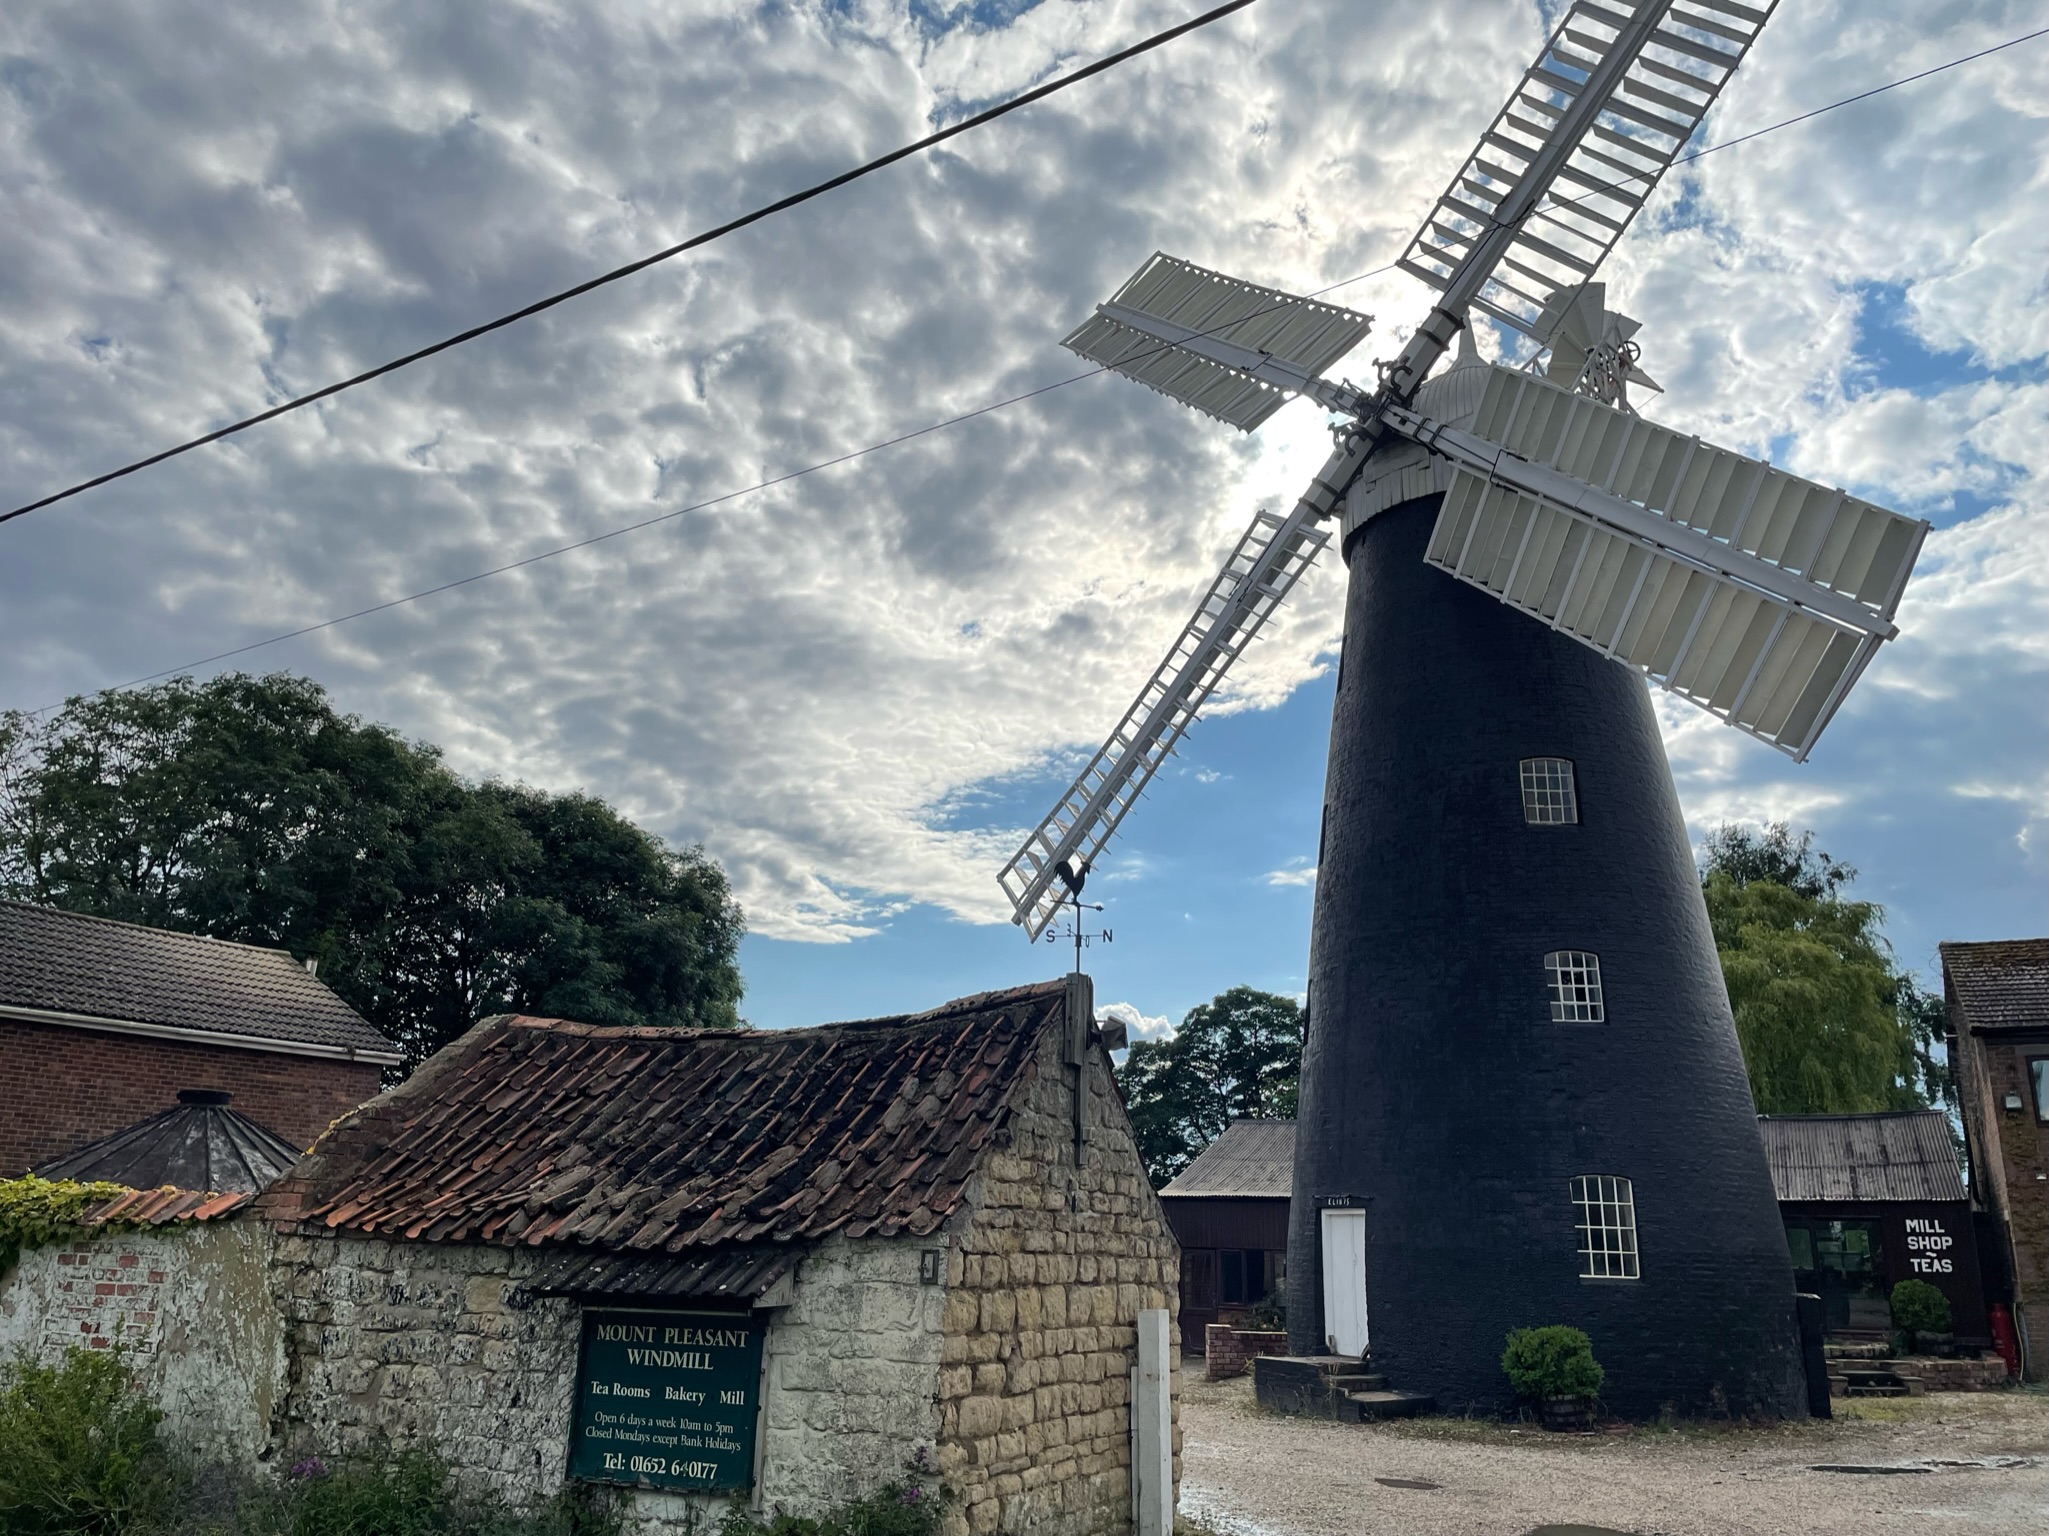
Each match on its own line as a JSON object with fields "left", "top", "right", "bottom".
{"left": 1159, "top": 1120, "right": 1295, "bottom": 1198}
{"left": 1757, "top": 1112, "right": 1965, "bottom": 1204}
{"left": 259, "top": 980, "right": 1073, "bottom": 1260}
{"left": 36, "top": 1091, "right": 303, "bottom": 1194}
{"left": 1942, "top": 938, "right": 2049, "bottom": 1033}
{"left": 0, "top": 901, "right": 396, "bottom": 1060}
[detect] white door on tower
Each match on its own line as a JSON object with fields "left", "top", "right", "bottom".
{"left": 1320, "top": 1206, "right": 1369, "bottom": 1357}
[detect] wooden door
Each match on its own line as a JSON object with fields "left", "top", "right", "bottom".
{"left": 1320, "top": 1207, "right": 1369, "bottom": 1357}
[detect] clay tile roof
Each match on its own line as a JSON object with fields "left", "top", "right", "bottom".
{"left": 1757, "top": 1111, "right": 1966, "bottom": 1204}
{"left": 259, "top": 978, "right": 1074, "bottom": 1264}
{"left": 0, "top": 901, "right": 397, "bottom": 1061}
{"left": 1158, "top": 1120, "right": 1296, "bottom": 1198}
{"left": 81, "top": 1187, "right": 253, "bottom": 1226}
{"left": 1942, "top": 938, "right": 2049, "bottom": 1033}
{"left": 36, "top": 1090, "right": 304, "bottom": 1195}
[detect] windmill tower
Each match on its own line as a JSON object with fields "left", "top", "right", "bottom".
{"left": 999, "top": 0, "right": 1933, "bottom": 1417}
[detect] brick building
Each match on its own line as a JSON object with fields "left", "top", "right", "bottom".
{"left": 0, "top": 901, "right": 398, "bottom": 1173}
{"left": 1944, "top": 937, "right": 2049, "bottom": 1380}
{"left": 2, "top": 976, "right": 1180, "bottom": 1536}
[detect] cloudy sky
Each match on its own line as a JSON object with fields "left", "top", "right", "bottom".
{"left": 2, "top": 0, "right": 2042, "bottom": 1034}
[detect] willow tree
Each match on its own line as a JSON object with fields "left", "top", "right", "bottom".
{"left": 1700, "top": 823, "right": 1940, "bottom": 1115}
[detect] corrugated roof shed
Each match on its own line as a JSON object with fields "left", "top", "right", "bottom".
{"left": 1757, "top": 1111, "right": 1965, "bottom": 1204}
{"left": 260, "top": 979, "right": 1074, "bottom": 1271}
{"left": 1942, "top": 938, "right": 2049, "bottom": 1032}
{"left": 1158, "top": 1120, "right": 1295, "bottom": 1198}
{"left": 0, "top": 901, "right": 397, "bottom": 1061}
{"left": 36, "top": 1089, "right": 304, "bottom": 1195}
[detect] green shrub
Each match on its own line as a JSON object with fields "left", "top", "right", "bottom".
{"left": 716, "top": 1449, "right": 952, "bottom": 1536}
{"left": 159, "top": 1447, "right": 621, "bottom": 1536}
{"left": 0, "top": 1345, "right": 180, "bottom": 1535}
{"left": 1889, "top": 1279, "right": 1951, "bottom": 1337}
{"left": 1500, "top": 1325, "right": 1606, "bottom": 1401}
{"left": 1248, "top": 1291, "right": 1286, "bottom": 1332}
{"left": 0, "top": 1178, "right": 135, "bottom": 1276}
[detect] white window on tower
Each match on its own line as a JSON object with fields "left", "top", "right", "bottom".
{"left": 1545, "top": 950, "right": 1605, "bottom": 1023}
{"left": 1572, "top": 1175, "right": 1640, "bottom": 1279}
{"left": 1520, "top": 757, "right": 1579, "bottom": 825}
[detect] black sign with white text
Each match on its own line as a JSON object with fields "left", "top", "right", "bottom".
{"left": 568, "top": 1308, "right": 763, "bottom": 1493}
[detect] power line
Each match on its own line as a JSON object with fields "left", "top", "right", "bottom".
{"left": 0, "top": 0, "right": 1261, "bottom": 528}
{"left": 28, "top": 28, "right": 2044, "bottom": 712}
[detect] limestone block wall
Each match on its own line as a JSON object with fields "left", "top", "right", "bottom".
{"left": 0, "top": 1221, "right": 283, "bottom": 1464}
{"left": 936, "top": 1034, "right": 1181, "bottom": 1536}
{"left": 757, "top": 1234, "right": 945, "bottom": 1512}
{"left": 268, "top": 1233, "right": 582, "bottom": 1500}
{"left": 268, "top": 1230, "right": 943, "bottom": 1533}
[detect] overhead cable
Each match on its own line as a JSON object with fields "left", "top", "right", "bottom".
{"left": 0, "top": 0, "right": 1262, "bottom": 528}
{"left": 30, "top": 27, "right": 2047, "bottom": 711}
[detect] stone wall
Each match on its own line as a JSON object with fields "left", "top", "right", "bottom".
{"left": 937, "top": 1031, "right": 1180, "bottom": 1536}
{"left": 0, "top": 1221, "right": 282, "bottom": 1464}
{"left": 0, "top": 1014, "right": 383, "bottom": 1175}
{"left": 266, "top": 1229, "right": 946, "bottom": 1532}
{"left": 755, "top": 1235, "right": 945, "bottom": 1512}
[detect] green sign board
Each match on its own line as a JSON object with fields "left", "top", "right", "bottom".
{"left": 568, "top": 1308, "right": 764, "bottom": 1493}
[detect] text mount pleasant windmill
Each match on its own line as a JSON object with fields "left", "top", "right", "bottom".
{"left": 999, "top": 0, "right": 1933, "bottom": 1417}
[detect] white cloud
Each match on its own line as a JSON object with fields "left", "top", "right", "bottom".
{"left": 0, "top": 0, "right": 2039, "bottom": 972}
{"left": 1264, "top": 864, "right": 1317, "bottom": 888}
{"left": 1097, "top": 999, "right": 1173, "bottom": 1058}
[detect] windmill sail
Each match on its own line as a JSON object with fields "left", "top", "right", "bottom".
{"left": 1393, "top": 365, "right": 1927, "bottom": 758}
{"left": 1062, "top": 254, "right": 1373, "bottom": 429}
{"left": 1398, "top": 0, "right": 1775, "bottom": 351}
{"left": 998, "top": 502, "right": 1330, "bottom": 937}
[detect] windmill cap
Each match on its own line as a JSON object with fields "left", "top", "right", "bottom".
{"left": 177, "top": 1088, "right": 235, "bottom": 1106}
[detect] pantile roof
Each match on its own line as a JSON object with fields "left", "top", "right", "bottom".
{"left": 0, "top": 901, "right": 396, "bottom": 1061}
{"left": 1942, "top": 938, "right": 2049, "bottom": 1033}
{"left": 82, "top": 1187, "right": 252, "bottom": 1226}
{"left": 1757, "top": 1111, "right": 1966, "bottom": 1204}
{"left": 261, "top": 979, "right": 1075, "bottom": 1271}
{"left": 36, "top": 1089, "right": 304, "bottom": 1195}
{"left": 1159, "top": 1119, "right": 1296, "bottom": 1198}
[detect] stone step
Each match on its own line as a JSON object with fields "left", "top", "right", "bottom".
{"left": 1348, "top": 1390, "right": 1436, "bottom": 1420}
{"left": 1327, "top": 1373, "right": 1389, "bottom": 1393}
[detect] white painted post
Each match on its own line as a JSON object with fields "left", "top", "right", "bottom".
{"left": 1134, "top": 1308, "right": 1173, "bottom": 1536}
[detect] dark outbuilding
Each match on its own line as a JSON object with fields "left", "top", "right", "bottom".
{"left": 1157, "top": 1120, "right": 1292, "bottom": 1352}
{"left": 1758, "top": 1111, "right": 1986, "bottom": 1347}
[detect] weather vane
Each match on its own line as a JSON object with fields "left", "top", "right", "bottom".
{"left": 1043, "top": 859, "right": 1111, "bottom": 974}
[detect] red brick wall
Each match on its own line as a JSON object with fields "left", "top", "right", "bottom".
{"left": 1204, "top": 1325, "right": 1288, "bottom": 1380}
{"left": 0, "top": 1016, "right": 384, "bottom": 1176}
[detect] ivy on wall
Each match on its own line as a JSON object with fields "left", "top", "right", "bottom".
{"left": 0, "top": 1176, "right": 135, "bottom": 1275}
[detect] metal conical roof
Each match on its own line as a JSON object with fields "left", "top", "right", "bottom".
{"left": 35, "top": 1090, "right": 304, "bottom": 1195}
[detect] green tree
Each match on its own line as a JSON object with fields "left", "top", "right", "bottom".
{"left": 0, "top": 674, "right": 744, "bottom": 1070}
{"left": 1116, "top": 986, "right": 1302, "bottom": 1185}
{"left": 1700, "top": 822, "right": 1942, "bottom": 1115}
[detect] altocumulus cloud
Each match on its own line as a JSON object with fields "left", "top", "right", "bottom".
{"left": 0, "top": 0, "right": 2040, "bottom": 967}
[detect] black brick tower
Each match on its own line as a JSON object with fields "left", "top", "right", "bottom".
{"left": 1284, "top": 492, "right": 1808, "bottom": 1419}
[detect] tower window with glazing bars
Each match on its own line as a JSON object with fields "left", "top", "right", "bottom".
{"left": 1573, "top": 1174, "right": 1640, "bottom": 1279}
{"left": 1545, "top": 950, "right": 1604, "bottom": 1023}
{"left": 1520, "top": 757, "right": 1579, "bottom": 824}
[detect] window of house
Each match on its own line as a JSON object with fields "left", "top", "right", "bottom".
{"left": 1520, "top": 757, "right": 1579, "bottom": 825}
{"left": 2030, "top": 1057, "right": 2049, "bottom": 1123}
{"left": 1545, "top": 950, "right": 1605, "bottom": 1022}
{"left": 1572, "top": 1175, "right": 1640, "bottom": 1280}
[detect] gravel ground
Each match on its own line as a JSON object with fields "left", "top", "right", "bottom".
{"left": 1177, "top": 1373, "right": 2047, "bottom": 1536}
